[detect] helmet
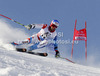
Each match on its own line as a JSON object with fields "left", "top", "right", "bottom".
{"left": 50, "top": 20, "right": 59, "bottom": 28}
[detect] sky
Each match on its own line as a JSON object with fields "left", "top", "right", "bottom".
{"left": 0, "top": 0, "right": 100, "bottom": 67}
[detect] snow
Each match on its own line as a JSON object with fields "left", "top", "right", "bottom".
{"left": 0, "top": 19, "right": 100, "bottom": 76}
{"left": 0, "top": 46, "right": 100, "bottom": 76}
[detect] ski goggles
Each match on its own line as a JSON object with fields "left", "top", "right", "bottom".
{"left": 51, "top": 24, "right": 57, "bottom": 28}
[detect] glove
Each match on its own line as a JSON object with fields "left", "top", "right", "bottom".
{"left": 55, "top": 51, "right": 60, "bottom": 58}
{"left": 26, "top": 24, "right": 35, "bottom": 30}
{"left": 26, "top": 24, "right": 32, "bottom": 30}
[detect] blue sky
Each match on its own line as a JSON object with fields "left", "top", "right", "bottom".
{"left": 0, "top": 0, "right": 100, "bottom": 66}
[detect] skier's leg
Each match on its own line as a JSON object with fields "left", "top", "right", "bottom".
{"left": 11, "top": 39, "right": 29, "bottom": 46}
{"left": 26, "top": 40, "right": 49, "bottom": 52}
{"left": 27, "top": 43, "right": 39, "bottom": 52}
{"left": 11, "top": 34, "right": 38, "bottom": 46}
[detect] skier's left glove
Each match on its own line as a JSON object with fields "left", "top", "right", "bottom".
{"left": 26, "top": 24, "right": 35, "bottom": 30}
{"left": 55, "top": 51, "right": 60, "bottom": 58}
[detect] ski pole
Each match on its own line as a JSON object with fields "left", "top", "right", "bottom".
{"left": 0, "top": 14, "right": 27, "bottom": 29}
{"left": 60, "top": 57, "right": 75, "bottom": 63}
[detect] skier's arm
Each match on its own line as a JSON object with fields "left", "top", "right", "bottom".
{"left": 26, "top": 24, "right": 47, "bottom": 30}
{"left": 53, "top": 36, "right": 60, "bottom": 58}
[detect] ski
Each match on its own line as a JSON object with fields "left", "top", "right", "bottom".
{"left": 16, "top": 48, "right": 48, "bottom": 57}
{"left": 59, "top": 57, "right": 75, "bottom": 63}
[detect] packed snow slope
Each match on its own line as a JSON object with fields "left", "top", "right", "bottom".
{"left": 0, "top": 19, "right": 100, "bottom": 76}
{"left": 0, "top": 45, "right": 100, "bottom": 76}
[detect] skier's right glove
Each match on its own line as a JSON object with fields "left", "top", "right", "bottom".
{"left": 26, "top": 24, "right": 35, "bottom": 30}
{"left": 55, "top": 51, "right": 60, "bottom": 58}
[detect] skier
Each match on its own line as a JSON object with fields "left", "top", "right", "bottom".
{"left": 12, "top": 20, "right": 60, "bottom": 57}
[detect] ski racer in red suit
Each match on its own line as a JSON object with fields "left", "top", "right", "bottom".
{"left": 12, "top": 20, "right": 60, "bottom": 57}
